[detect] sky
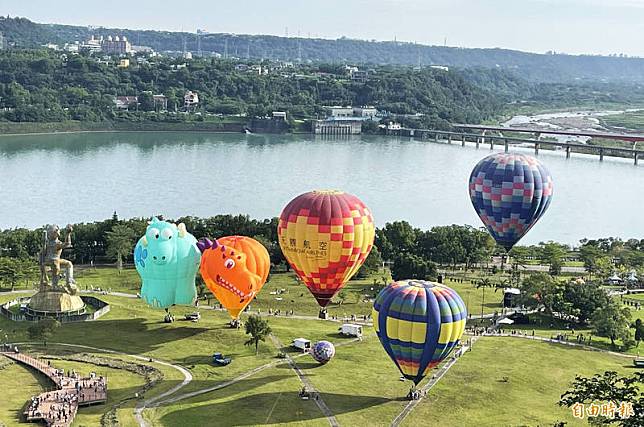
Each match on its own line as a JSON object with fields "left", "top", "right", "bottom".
{"left": 2, "top": 0, "right": 644, "bottom": 56}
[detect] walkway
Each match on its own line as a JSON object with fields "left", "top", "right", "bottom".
{"left": 10, "top": 341, "right": 192, "bottom": 427}
{"left": 1, "top": 348, "right": 107, "bottom": 426}
{"left": 390, "top": 336, "right": 479, "bottom": 427}
{"left": 268, "top": 334, "right": 340, "bottom": 427}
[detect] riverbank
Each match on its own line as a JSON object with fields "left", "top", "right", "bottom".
{"left": 0, "top": 120, "right": 252, "bottom": 136}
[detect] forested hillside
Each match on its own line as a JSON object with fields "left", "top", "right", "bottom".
{"left": 2, "top": 16, "right": 644, "bottom": 83}
{"left": 0, "top": 49, "right": 502, "bottom": 128}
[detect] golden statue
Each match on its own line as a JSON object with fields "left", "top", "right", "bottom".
{"left": 28, "top": 224, "right": 85, "bottom": 315}
{"left": 39, "top": 224, "right": 77, "bottom": 294}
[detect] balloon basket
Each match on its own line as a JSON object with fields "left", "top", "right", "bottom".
{"left": 318, "top": 309, "right": 328, "bottom": 320}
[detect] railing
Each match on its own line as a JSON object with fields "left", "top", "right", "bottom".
{"left": 0, "top": 296, "right": 110, "bottom": 322}
{"left": 384, "top": 128, "right": 644, "bottom": 164}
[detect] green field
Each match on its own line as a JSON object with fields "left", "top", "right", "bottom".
{"left": 0, "top": 268, "right": 637, "bottom": 426}
{"left": 601, "top": 110, "right": 644, "bottom": 132}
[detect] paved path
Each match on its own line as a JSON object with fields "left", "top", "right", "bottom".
{"left": 268, "top": 334, "right": 340, "bottom": 427}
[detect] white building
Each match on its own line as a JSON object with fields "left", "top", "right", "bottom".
{"left": 353, "top": 106, "right": 378, "bottom": 118}
{"left": 328, "top": 106, "right": 354, "bottom": 117}
{"left": 184, "top": 91, "right": 199, "bottom": 111}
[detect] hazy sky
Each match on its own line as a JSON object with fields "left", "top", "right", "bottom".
{"left": 3, "top": 0, "right": 644, "bottom": 56}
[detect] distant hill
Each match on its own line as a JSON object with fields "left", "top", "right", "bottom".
{"left": 2, "top": 16, "right": 644, "bottom": 83}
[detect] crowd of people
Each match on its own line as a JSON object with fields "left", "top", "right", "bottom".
{"left": 25, "top": 391, "right": 77, "bottom": 425}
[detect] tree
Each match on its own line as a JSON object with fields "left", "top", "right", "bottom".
{"left": 516, "top": 272, "right": 563, "bottom": 316}
{"left": 559, "top": 371, "right": 643, "bottom": 426}
{"left": 538, "top": 241, "right": 568, "bottom": 276}
{"left": 138, "top": 92, "right": 155, "bottom": 112}
{"left": 244, "top": 315, "right": 272, "bottom": 355}
{"left": 27, "top": 318, "right": 60, "bottom": 346}
{"left": 375, "top": 221, "right": 419, "bottom": 261}
{"left": 633, "top": 319, "right": 644, "bottom": 348}
{"left": 105, "top": 224, "right": 137, "bottom": 272}
{"left": 592, "top": 300, "right": 632, "bottom": 348}
{"left": 356, "top": 246, "right": 382, "bottom": 278}
{"left": 562, "top": 280, "right": 608, "bottom": 324}
{"left": 391, "top": 253, "right": 436, "bottom": 281}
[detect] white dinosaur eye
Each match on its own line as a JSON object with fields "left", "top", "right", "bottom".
{"left": 148, "top": 228, "right": 160, "bottom": 239}
{"left": 161, "top": 228, "right": 173, "bottom": 239}
{"left": 224, "top": 259, "right": 235, "bottom": 269}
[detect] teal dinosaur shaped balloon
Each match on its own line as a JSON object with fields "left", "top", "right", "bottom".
{"left": 134, "top": 218, "right": 201, "bottom": 309}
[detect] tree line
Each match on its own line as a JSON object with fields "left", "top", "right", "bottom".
{"left": 4, "top": 16, "right": 644, "bottom": 83}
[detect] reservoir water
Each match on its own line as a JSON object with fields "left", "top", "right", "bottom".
{"left": 0, "top": 131, "right": 641, "bottom": 246}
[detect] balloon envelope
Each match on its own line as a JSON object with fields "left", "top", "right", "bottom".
{"left": 469, "top": 152, "right": 553, "bottom": 251}
{"left": 134, "top": 218, "right": 201, "bottom": 309}
{"left": 311, "top": 340, "right": 336, "bottom": 364}
{"left": 278, "top": 190, "right": 375, "bottom": 307}
{"left": 199, "top": 236, "right": 270, "bottom": 319}
{"left": 373, "top": 280, "right": 466, "bottom": 385}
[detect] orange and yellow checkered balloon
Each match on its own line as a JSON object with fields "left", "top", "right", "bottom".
{"left": 278, "top": 190, "right": 375, "bottom": 308}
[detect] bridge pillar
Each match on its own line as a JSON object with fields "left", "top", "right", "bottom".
{"left": 534, "top": 132, "right": 541, "bottom": 140}
{"left": 476, "top": 137, "right": 480, "bottom": 149}
{"left": 490, "top": 138, "right": 494, "bottom": 150}
{"left": 448, "top": 134, "right": 452, "bottom": 144}
{"left": 461, "top": 135, "right": 466, "bottom": 146}
{"left": 504, "top": 139, "right": 509, "bottom": 153}
{"left": 534, "top": 143, "right": 540, "bottom": 155}
{"left": 635, "top": 153, "right": 639, "bottom": 165}
{"left": 480, "top": 130, "right": 486, "bottom": 147}
{"left": 599, "top": 148, "right": 604, "bottom": 162}
{"left": 566, "top": 146, "right": 571, "bottom": 159}
{"left": 435, "top": 132, "right": 439, "bottom": 142}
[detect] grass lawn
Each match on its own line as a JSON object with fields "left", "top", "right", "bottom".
{"left": 0, "top": 362, "right": 51, "bottom": 425}
{"left": 0, "top": 272, "right": 639, "bottom": 426}
{"left": 442, "top": 277, "right": 504, "bottom": 316}
{"left": 147, "top": 366, "right": 327, "bottom": 426}
{"left": 503, "top": 310, "right": 644, "bottom": 356}
{"left": 404, "top": 337, "right": 634, "bottom": 427}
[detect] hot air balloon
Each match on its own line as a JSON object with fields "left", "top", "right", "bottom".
{"left": 278, "top": 190, "right": 375, "bottom": 317}
{"left": 373, "top": 280, "right": 466, "bottom": 389}
{"left": 311, "top": 341, "right": 336, "bottom": 364}
{"left": 199, "top": 236, "right": 270, "bottom": 320}
{"left": 134, "top": 218, "right": 202, "bottom": 314}
{"left": 469, "top": 152, "right": 553, "bottom": 251}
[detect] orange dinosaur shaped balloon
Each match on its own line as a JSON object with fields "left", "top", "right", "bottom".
{"left": 198, "top": 236, "right": 270, "bottom": 319}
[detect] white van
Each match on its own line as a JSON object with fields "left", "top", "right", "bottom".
{"left": 340, "top": 323, "right": 363, "bottom": 337}
{"left": 292, "top": 338, "right": 311, "bottom": 352}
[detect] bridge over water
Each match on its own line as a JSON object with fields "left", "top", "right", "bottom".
{"left": 385, "top": 125, "right": 644, "bottom": 164}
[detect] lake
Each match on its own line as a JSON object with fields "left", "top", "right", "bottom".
{"left": 0, "top": 131, "right": 641, "bottom": 246}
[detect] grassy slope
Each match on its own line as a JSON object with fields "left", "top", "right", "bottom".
{"left": 404, "top": 337, "right": 633, "bottom": 427}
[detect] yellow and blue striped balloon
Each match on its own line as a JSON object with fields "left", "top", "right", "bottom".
{"left": 373, "top": 280, "right": 467, "bottom": 385}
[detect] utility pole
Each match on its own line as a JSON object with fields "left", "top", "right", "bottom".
{"left": 481, "top": 285, "right": 486, "bottom": 321}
